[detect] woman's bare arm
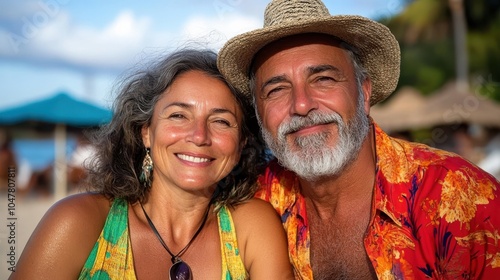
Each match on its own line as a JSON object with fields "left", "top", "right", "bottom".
{"left": 232, "top": 198, "right": 295, "bottom": 279}
{"left": 9, "top": 193, "right": 110, "bottom": 280}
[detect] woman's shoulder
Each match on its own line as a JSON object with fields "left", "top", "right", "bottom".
{"left": 27, "top": 192, "right": 114, "bottom": 255}
{"left": 226, "top": 200, "right": 293, "bottom": 278}
{"left": 229, "top": 198, "right": 281, "bottom": 233}
{"left": 10, "top": 193, "right": 115, "bottom": 279}
{"left": 33, "top": 192, "right": 113, "bottom": 246}
{"left": 231, "top": 198, "right": 277, "bottom": 215}
{"left": 47, "top": 192, "right": 112, "bottom": 224}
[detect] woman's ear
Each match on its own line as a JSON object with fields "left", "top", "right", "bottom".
{"left": 242, "top": 136, "right": 248, "bottom": 148}
{"left": 141, "top": 125, "right": 150, "bottom": 148}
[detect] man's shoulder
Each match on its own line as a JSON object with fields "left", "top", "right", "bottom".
{"left": 376, "top": 129, "right": 499, "bottom": 188}
{"left": 398, "top": 139, "right": 493, "bottom": 177}
{"left": 257, "top": 159, "right": 297, "bottom": 189}
{"left": 255, "top": 159, "right": 301, "bottom": 213}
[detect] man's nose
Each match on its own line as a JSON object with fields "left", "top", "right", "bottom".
{"left": 290, "top": 86, "right": 319, "bottom": 116}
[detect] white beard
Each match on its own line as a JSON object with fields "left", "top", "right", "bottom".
{"left": 259, "top": 93, "right": 370, "bottom": 181}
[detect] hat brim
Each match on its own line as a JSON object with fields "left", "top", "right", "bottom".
{"left": 218, "top": 15, "right": 400, "bottom": 106}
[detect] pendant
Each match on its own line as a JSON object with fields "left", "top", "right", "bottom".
{"left": 169, "top": 260, "right": 192, "bottom": 280}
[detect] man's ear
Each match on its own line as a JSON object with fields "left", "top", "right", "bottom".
{"left": 362, "top": 77, "right": 372, "bottom": 114}
{"left": 141, "top": 125, "right": 150, "bottom": 148}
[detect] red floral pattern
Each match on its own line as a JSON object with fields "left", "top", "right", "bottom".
{"left": 255, "top": 123, "right": 500, "bottom": 279}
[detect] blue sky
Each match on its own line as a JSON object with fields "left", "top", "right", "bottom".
{"left": 0, "top": 0, "right": 404, "bottom": 110}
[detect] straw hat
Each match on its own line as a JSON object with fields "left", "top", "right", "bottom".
{"left": 217, "top": 0, "right": 401, "bottom": 106}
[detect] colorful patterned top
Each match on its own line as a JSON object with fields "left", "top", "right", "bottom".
{"left": 255, "top": 122, "right": 500, "bottom": 280}
{"left": 78, "top": 198, "right": 247, "bottom": 279}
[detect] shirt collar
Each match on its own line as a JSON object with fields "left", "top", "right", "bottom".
{"left": 372, "top": 121, "right": 403, "bottom": 227}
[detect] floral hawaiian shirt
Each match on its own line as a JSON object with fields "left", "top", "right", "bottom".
{"left": 255, "top": 122, "right": 500, "bottom": 280}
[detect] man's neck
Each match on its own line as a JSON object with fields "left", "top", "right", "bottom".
{"left": 300, "top": 128, "right": 377, "bottom": 219}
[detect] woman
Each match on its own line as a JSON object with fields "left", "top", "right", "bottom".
{"left": 10, "top": 49, "right": 294, "bottom": 279}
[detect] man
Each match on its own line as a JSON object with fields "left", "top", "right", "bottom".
{"left": 218, "top": 0, "right": 500, "bottom": 279}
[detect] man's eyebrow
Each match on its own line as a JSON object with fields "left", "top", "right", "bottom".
{"left": 307, "top": 64, "right": 344, "bottom": 76}
{"left": 260, "top": 75, "right": 288, "bottom": 92}
{"left": 259, "top": 65, "right": 344, "bottom": 92}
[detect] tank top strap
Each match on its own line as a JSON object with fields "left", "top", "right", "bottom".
{"left": 218, "top": 205, "right": 248, "bottom": 280}
{"left": 78, "top": 198, "right": 136, "bottom": 279}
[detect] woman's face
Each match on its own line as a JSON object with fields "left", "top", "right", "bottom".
{"left": 142, "top": 70, "right": 244, "bottom": 194}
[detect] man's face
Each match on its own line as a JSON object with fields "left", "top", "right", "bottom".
{"left": 252, "top": 34, "right": 371, "bottom": 180}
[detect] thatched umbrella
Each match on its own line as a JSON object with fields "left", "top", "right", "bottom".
{"left": 419, "top": 82, "right": 500, "bottom": 128}
{"left": 371, "top": 82, "right": 500, "bottom": 132}
{"left": 370, "top": 87, "right": 427, "bottom": 132}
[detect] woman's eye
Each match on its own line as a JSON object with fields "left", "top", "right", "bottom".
{"left": 214, "top": 119, "right": 231, "bottom": 126}
{"left": 168, "top": 113, "right": 186, "bottom": 119}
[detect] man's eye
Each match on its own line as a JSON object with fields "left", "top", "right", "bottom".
{"left": 316, "top": 76, "right": 335, "bottom": 82}
{"left": 266, "top": 86, "right": 284, "bottom": 97}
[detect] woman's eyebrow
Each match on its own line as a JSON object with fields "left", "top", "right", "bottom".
{"left": 163, "top": 102, "right": 190, "bottom": 110}
{"left": 211, "top": 108, "right": 235, "bottom": 115}
{"left": 162, "top": 102, "right": 237, "bottom": 117}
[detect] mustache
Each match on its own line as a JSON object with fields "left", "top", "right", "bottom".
{"left": 278, "top": 111, "right": 343, "bottom": 136}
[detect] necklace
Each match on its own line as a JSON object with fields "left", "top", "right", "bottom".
{"left": 140, "top": 202, "right": 211, "bottom": 280}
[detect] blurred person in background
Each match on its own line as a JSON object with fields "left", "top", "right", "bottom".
{"left": 0, "top": 131, "right": 34, "bottom": 194}
{"left": 67, "top": 131, "right": 96, "bottom": 192}
{"left": 478, "top": 127, "right": 500, "bottom": 180}
{"left": 0, "top": 131, "right": 16, "bottom": 191}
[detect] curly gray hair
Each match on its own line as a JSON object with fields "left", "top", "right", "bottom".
{"left": 86, "top": 49, "right": 269, "bottom": 209}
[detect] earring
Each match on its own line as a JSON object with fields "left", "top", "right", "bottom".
{"left": 140, "top": 148, "right": 153, "bottom": 187}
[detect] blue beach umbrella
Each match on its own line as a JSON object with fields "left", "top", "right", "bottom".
{"left": 0, "top": 91, "right": 112, "bottom": 198}
{"left": 0, "top": 92, "right": 111, "bottom": 126}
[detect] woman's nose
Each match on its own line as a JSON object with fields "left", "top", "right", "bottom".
{"left": 186, "top": 120, "right": 211, "bottom": 146}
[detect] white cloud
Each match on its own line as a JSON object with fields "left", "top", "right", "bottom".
{"left": 104, "top": 10, "right": 149, "bottom": 38}
{"left": 0, "top": 5, "right": 262, "bottom": 74}
{"left": 179, "top": 12, "right": 261, "bottom": 50}
{"left": 46, "top": 10, "right": 152, "bottom": 70}
{"left": 0, "top": 9, "right": 155, "bottom": 72}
